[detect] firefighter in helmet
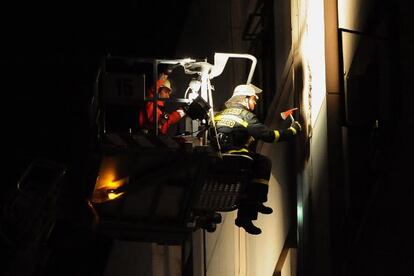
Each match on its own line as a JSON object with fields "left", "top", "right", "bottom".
{"left": 211, "top": 84, "right": 301, "bottom": 235}
{"left": 138, "top": 73, "right": 186, "bottom": 135}
{"left": 138, "top": 74, "right": 186, "bottom": 135}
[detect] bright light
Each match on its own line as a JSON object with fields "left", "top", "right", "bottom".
{"left": 108, "top": 190, "right": 124, "bottom": 200}
{"left": 188, "top": 91, "right": 199, "bottom": 102}
{"left": 189, "top": 79, "right": 201, "bottom": 93}
{"left": 91, "top": 157, "right": 127, "bottom": 203}
{"left": 301, "top": 0, "right": 326, "bottom": 127}
{"left": 297, "top": 203, "right": 303, "bottom": 224}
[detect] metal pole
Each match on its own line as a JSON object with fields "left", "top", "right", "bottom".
{"left": 153, "top": 60, "right": 159, "bottom": 136}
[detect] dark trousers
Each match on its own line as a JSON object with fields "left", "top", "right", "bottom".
{"left": 235, "top": 152, "right": 272, "bottom": 221}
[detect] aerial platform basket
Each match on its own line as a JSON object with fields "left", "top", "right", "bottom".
{"left": 194, "top": 153, "right": 253, "bottom": 212}
{"left": 88, "top": 135, "right": 253, "bottom": 244}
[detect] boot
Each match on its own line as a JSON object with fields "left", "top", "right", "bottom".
{"left": 235, "top": 218, "right": 262, "bottom": 235}
{"left": 209, "top": 212, "right": 222, "bottom": 224}
{"left": 257, "top": 203, "right": 273, "bottom": 214}
{"left": 255, "top": 183, "right": 273, "bottom": 214}
{"left": 205, "top": 223, "right": 217, "bottom": 233}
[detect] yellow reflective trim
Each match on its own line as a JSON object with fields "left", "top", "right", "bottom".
{"left": 289, "top": 126, "right": 297, "bottom": 135}
{"left": 252, "top": 178, "right": 269, "bottom": 185}
{"left": 213, "top": 115, "right": 223, "bottom": 122}
{"left": 214, "top": 114, "right": 249, "bottom": 127}
{"left": 215, "top": 116, "right": 236, "bottom": 127}
{"left": 222, "top": 108, "right": 243, "bottom": 115}
{"left": 226, "top": 148, "right": 249, "bottom": 153}
{"left": 274, "top": 130, "right": 280, "bottom": 142}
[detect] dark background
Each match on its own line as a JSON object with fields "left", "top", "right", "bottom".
{"left": 10, "top": 1, "right": 194, "bottom": 182}
{"left": 7, "top": 2, "right": 193, "bottom": 275}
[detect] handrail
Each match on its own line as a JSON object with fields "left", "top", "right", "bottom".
{"left": 98, "top": 53, "right": 258, "bottom": 137}
{"left": 211, "top": 53, "right": 258, "bottom": 84}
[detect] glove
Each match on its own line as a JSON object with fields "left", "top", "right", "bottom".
{"left": 176, "top": 108, "right": 186, "bottom": 118}
{"left": 278, "top": 121, "right": 301, "bottom": 142}
{"left": 291, "top": 121, "right": 302, "bottom": 133}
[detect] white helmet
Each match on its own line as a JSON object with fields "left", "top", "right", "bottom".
{"left": 232, "top": 84, "right": 262, "bottom": 99}
{"left": 160, "top": 79, "right": 172, "bottom": 91}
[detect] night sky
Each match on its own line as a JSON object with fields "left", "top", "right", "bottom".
{"left": 11, "top": 1, "right": 192, "bottom": 179}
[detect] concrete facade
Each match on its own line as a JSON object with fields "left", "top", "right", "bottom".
{"left": 176, "top": 1, "right": 329, "bottom": 275}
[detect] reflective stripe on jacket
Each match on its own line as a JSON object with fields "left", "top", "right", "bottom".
{"left": 214, "top": 104, "right": 278, "bottom": 150}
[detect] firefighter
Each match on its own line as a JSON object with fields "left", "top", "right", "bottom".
{"left": 138, "top": 74, "right": 186, "bottom": 135}
{"left": 211, "top": 84, "right": 302, "bottom": 235}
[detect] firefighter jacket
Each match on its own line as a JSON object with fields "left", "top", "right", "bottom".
{"left": 212, "top": 103, "right": 297, "bottom": 152}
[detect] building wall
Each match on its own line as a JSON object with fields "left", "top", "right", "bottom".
{"left": 327, "top": 0, "right": 411, "bottom": 274}
{"left": 176, "top": 1, "right": 255, "bottom": 275}
{"left": 99, "top": 0, "right": 410, "bottom": 275}
{"left": 179, "top": 0, "right": 329, "bottom": 275}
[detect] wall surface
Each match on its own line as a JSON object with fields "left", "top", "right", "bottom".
{"left": 184, "top": 0, "right": 329, "bottom": 276}
{"left": 330, "top": 0, "right": 413, "bottom": 275}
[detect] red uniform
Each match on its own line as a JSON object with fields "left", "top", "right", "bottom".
{"left": 138, "top": 81, "right": 184, "bottom": 135}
